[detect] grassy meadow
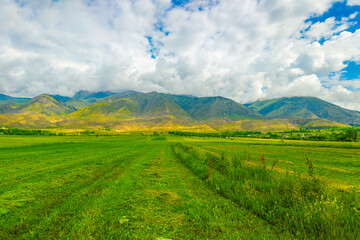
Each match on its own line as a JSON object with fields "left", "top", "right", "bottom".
{"left": 0, "top": 135, "right": 359, "bottom": 239}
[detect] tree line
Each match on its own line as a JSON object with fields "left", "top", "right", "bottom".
{"left": 169, "top": 128, "right": 360, "bottom": 142}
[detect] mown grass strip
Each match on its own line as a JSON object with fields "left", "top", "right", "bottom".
{"left": 1, "top": 136, "right": 285, "bottom": 239}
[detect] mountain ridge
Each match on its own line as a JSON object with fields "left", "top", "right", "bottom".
{"left": 0, "top": 91, "right": 359, "bottom": 130}
{"left": 0, "top": 93, "right": 30, "bottom": 106}
{"left": 246, "top": 96, "right": 360, "bottom": 125}
{"left": 1, "top": 94, "right": 76, "bottom": 116}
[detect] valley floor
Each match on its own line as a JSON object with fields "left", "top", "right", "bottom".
{"left": 0, "top": 135, "right": 359, "bottom": 239}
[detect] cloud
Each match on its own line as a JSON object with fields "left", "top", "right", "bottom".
{"left": 1, "top": 0, "right": 360, "bottom": 111}
{"left": 305, "top": 17, "right": 351, "bottom": 41}
{"left": 349, "top": 11, "right": 358, "bottom": 18}
{"left": 0, "top": 0, "right": 160, "bottom": 96}
{"left": 347, "top": 0, "right": 360, "bottom": 6}
{"left": 275, "top": 74, "right": 323, "bottom": 96}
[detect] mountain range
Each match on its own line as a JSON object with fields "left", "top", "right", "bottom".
{"left": 0, "top": 91, "right": 358, "bottom": 131}
{"left": 245, "top": 97, "right": 360, "bottom": 125}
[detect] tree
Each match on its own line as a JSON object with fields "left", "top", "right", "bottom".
{"left": 344, "top": 128, "right": 358, "bottom": 142}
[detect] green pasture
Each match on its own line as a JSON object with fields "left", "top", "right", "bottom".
{"left": 177, "top": 137, "right": 360, "bottom": 190}
{"left": 170, "top": 137, "right": 360, "bottom": 239}
{"left": 0, "top": 135, "right": 281, "bottom": 239}
{"left": 1, "top": 135, "right": 359, "bottom": 239}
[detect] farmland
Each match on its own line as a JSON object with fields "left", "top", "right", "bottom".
{"left": 1, "top": 135, "right": 359, "bottom": 239}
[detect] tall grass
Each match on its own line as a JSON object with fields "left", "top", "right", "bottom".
{"left": 171, "top": 143, "right": 360, "bottom": 239}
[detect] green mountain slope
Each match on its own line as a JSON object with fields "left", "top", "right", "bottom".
{"left": 136, "top": 93, "right": 193, "bottom": 120}
{"left": 72, "top": 98, "right": 140, "bottom": 118}
{"left": 163, "top": 94, "right": 262, "bottom": 120}
{"left": 72, "top": 92, "right": 194, "bottom": 122}
{"left": 247, "top": 97, "right": 360, "bottom": 125}
{"left": 75, "top": 92, "right": 261, "bottom": 121}
{"left": 2, "top": 94, "right": 76, "bottom": 116}
{"left": 63, "top": 90, "right": 131, "bottom": 109}
{"left": 63, "top": 92, "right": 262, "bottom": 130}
{"left": 0, "top": 92, "right": 358, "bottom": 130}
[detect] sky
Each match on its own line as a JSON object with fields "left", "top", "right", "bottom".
{"left": 1, "top": 0, "right": 360, "bottom": 110}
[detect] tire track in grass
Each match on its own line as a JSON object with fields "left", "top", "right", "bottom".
{"left": 1, "top": 136, "right": 289, "bottom": 239}
{"left": 0, "top": 138, "right": 161, "bottom": 239}
{"left": 102, "top": 141, "right": 289, "bottom": 239}
{"left": 0, "top": 141, "right": 144, "bottom": 197}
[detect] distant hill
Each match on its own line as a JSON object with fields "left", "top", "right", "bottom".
{"left": 0, "top": 92, "right": 359, "bottom": 130}
{"left": 0, "top": 93, "right": 14, "bottom": 101}
{"left": 71, "top": 92, "right": 195, "bottom": 124}
{"left": 51, "top": 95, "right": 72, "bottom": 103}
{"left": 59, "top": 92, "right": 261, "bottom": 130}
{"left": 62, "top": 90, "right": 130, "bottom": 109}
{"left": 73, "top": 90, "right": 119, "bottom": 100}
{"left": 163, "top": 94, "right": 262, "bottom": 120}
{"left": 1, "top": 94, "right": 76, "bottom": 116}
{"left": 0, "top": 93, "right": 29, "bottom": 106}
{"left": 74, "top": 92, "right": 260, "bottom": 121}
{"left": 246, "top": 97, "right": 360, "bottom": 125}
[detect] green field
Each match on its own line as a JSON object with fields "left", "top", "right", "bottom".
{"left": 179, "top": 137, "right": 360, "bottom": 190}
{"left": 1, "top": 135, "right": 359, "bottom": 239}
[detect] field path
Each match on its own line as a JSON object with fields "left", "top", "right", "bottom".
{"left": 122, "top": 141, "right": 284, "bottom": 239}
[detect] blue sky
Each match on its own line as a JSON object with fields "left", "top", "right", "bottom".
{"left": 172, "top": 0, "right": 190, "bottom": 7}
{"left": 306, "top": 1, "right": 360, "bottom": 82}
{"left": 302, "top": 0, "right": 360, "bottom": 92}
{"left": 1, "top": 0, "right": 360, "bottom": 110}
{"left": 343, "top": 61, "right": 360, "bottom": 80}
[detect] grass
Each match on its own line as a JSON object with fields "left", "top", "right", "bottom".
{"left": 170, "top": 141, "right": 360, "bottom": 239}
{"left": 1, "top": 135, "right": 359, "bottom": 239}
{"left": 177, "top": 136, "right": 360, "bottom": 190}
{"left": 0, "top": 135, "right": 284, "bottom": 239}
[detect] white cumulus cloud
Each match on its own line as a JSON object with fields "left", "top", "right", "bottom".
{"left": 0, "top": 0, "right": 360, "bottom": 110}
{"left": 347, "top": 0, "right": 360, "bottom": 6}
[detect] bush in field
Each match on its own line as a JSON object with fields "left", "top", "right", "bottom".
{"left": 343, "top": 128, "right": 359, "bottom": 142}
{"left": 171, "top": 143, "right": 360, "bottom": 239}
{"left": 0, "top": 128, "right": 55, "bottom": 135}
